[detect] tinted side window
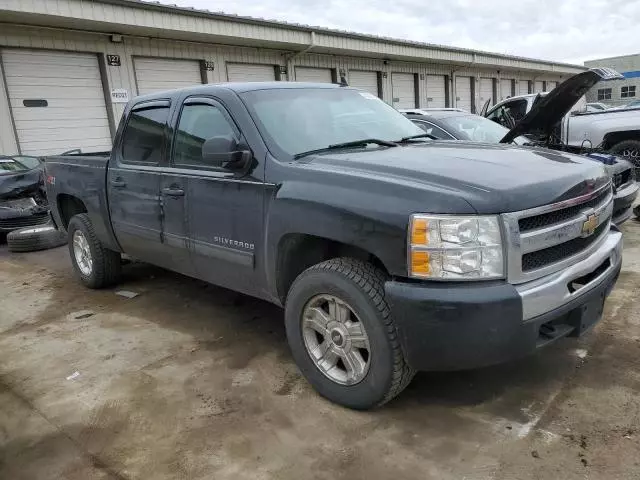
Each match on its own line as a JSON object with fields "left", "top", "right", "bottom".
{"left": 173, "top": 104, "right": 238, "bottom": 168}
{"left": 121, "top": 107, "right": 169, "bottom": 164}
{"left": 503, "top": 100, "right": 527, "bottom": 122}
{"left": 486, "top": 106, "right": 503, "bottom": 122}
{"left": 412, "top": 120, "right": 453, "bottom": 139}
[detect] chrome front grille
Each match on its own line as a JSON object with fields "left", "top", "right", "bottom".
{"left": 518, "top": 188, "right": 609, "bottom": 232}
{"left": 502, "top": 183, "right": 613, "bottom": 284}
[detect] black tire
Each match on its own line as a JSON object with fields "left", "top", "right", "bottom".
{"left": 609, "top": 139, "right": 640, "bottom": 173}
{"left": 67, "top": 213, "right": 121, "bottom": 288}
{"left": 285, "top": 258, "right": 414, "bottom": 410}
{"left": 6, "top": 224, "right": 67, "bottom": 252}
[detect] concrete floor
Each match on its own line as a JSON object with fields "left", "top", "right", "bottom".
{"left": 1, "top": 221, "right": 640, "bottom": 480}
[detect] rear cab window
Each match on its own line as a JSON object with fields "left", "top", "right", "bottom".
{"left": 121, "top": 105, "right": 170, "bottom": 165}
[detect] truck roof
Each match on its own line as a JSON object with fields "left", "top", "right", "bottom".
{"left": 134, "top": 81, "right": 343, "bottom": 102}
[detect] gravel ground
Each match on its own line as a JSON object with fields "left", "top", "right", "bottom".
{"left": 1, "top": 220, "right": 640, "bottom": 480}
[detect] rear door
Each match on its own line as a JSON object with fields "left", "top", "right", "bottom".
{"left": 108, "top": 101, "right": 168, "bottom": 265}
{"left": 168, "top": 96, "right": 265, "bottom": 295}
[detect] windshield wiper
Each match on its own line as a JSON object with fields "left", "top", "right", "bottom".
{"left": 293, "top": 138, "right": 398, "bottom": 160}
{"left": 396, "top": 133, "right": 438, "bottom": 142}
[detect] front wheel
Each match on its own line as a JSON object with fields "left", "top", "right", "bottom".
{"left": 609, "top": 139, "right": 640, "bottom": 174}
{"left": 285, "top": 258, "right": 414, "bottom": 409}
{"left": 67, "top": 213, "right": 122, "bottom": 288}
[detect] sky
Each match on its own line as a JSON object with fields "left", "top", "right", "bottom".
{"left": 158, "top": 0, "right": 640, "bottom": 65}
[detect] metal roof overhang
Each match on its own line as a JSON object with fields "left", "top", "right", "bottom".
{"left": 0, "top": 0, "right": 586, "bottom": 75}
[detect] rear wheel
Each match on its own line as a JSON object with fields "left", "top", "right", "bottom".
{"left": 285, "top": 258, "right": 414, "bottom": 409}
{"left": 67, "top": 214, "right": 121, "bottom": 288}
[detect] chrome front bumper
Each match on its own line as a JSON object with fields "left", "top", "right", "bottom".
{"left": 517, "top": 229, "right": 623, "bottom": 320}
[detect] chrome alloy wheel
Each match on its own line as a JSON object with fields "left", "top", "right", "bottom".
{"left": 301, "top": 294, "right": 371, "bottom": 385}
{"left": 619, "top": 147, "right": 639, "bottom": 162}
{"left": 72, "top": 230, "right": 93, "bottom": 276}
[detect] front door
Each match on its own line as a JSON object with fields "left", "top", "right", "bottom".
{"left": 167, "top": 97, "right": 265, "bottom": 297}
{"left": 108, "top": 102, "right": 169, "bottom": 263}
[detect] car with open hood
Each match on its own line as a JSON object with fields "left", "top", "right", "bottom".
{"left": 484, "top": 68, "right": 640, "bottom": 165}
{"left": 0, "top": 155, "right": 50, "bottom": 235}
{"left": 403, "top": 103, "right": 638, "bottom": 225}
{"left": 483, "top": 68, "right": 638, "bottom": 224}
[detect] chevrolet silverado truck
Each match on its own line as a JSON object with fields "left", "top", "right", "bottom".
{"left": 45, "top": 83, "right": 622, "bottom": 409}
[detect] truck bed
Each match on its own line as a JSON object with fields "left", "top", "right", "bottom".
{"left": 45, "top": 153, "right": 120, "bottom": 251}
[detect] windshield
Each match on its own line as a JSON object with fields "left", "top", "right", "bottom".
{"left": 437, "top": 114, "right": 518, "bottom": 143}
{"left": 13, "top": 156, "right": 41, "bottom": 169}
{"left": 240, "top": 88, "right": 425, "bottom": 157}
{"left": 0, "top": 158, "right": 29, "bottom": 174}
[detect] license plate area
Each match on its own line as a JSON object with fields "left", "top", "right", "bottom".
{"left": 569, "top": 293, "right": 606, "bottom": 337}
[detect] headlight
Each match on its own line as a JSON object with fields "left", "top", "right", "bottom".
{"left": 408, "top": 214, "right": 504, "bottom": 280}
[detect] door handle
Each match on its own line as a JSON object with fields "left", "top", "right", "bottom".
{"left": 162, "top": 187, "right": 185, "bottom": 197}
{"left": 111, "top": 179, "right": 126, "bottom": 188}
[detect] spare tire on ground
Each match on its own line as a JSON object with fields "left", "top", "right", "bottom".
{"left": 7, "top": 224, "right": 67, "bottom": 253}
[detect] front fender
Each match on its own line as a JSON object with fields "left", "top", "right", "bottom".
{"left": 264, "top": 180, "right": 410, "bottom": 298}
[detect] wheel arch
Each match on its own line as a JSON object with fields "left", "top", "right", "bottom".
{"left": 275, "top": 233, "right": 390, "bottom": 304}
{"left": 602, "top": 130, "right": 640, "bottom": 149}
{"left": 56, "top": 194, "right": 87, "bottom": 229}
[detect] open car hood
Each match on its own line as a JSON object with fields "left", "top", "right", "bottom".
{"left": 499, "top": 68, "right": 624, "bottom": 144}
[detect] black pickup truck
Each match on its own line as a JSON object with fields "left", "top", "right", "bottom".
{"left": 45, "top": 83, "right": 623, "bottom": 409}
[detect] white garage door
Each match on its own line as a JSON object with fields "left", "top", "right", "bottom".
{"left": 519, "top": 80, "right": 530, "bottom": 95}
{"left": 227, "top": 63, "right": 276, "bottom": 82}
{"left": 534, "top": 80, "right": 544, "bottom": 93}
{"left": 349, "top": 70, "right": 378, "bottom": 96}
{"left": 392, "top": 73, "right": 416, "bottom": 108}
{"left": 2, "top": 49, "right": 112, "bottom": 156}
{"left": 134, "top": 58, "right": 202, "bottom": 95}
{"left": 547, "top": 81, "right": 558, "bottom": 91}
{"left": 295, "top": 67, "right": 333, "bottom": 83}
{"left": 500, "top": 79, "right": 513, "bottom": 100}
{"left": 455, "top": 76, "right": 472, "bottom": 111}
{"left": 426, "top": 75, "right": 447, "bottom": 108}
{"left": 479, "top": 78, "right": 493, "bottom": 107}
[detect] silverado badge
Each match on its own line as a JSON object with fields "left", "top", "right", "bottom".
{"left": 582, "top": 213, "right": 599, "bottom": 237}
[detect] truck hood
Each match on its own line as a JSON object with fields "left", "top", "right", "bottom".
{"left": 299, "top": 142, "right": 609, "bottom": 213}
{"left": 500, "top": 68, "right": 624, "bottom": 143}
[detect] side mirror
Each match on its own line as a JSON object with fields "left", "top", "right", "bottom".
{"left": 202, "top": 136, "right": 251, "bottom": 170}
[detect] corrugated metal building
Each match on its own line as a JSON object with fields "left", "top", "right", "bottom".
{"left": 0, "top": 0, "right": 585, "bottom": 155}
{"left": 585, "top": 54, "right": 640, "bottom": 107}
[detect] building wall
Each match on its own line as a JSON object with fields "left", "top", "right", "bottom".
{"left": 585, "top": 54, "right": 640, "bottom": 106}
{"left": 0, "top": 24, "right": 566, "bottom": 154}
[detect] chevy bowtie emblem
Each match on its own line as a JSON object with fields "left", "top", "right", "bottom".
{"left": 582, "top": 213, "right": 599, "bottom": 237}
